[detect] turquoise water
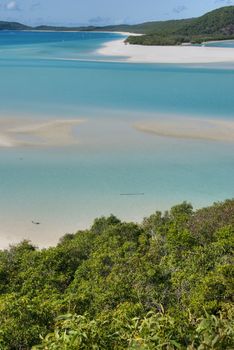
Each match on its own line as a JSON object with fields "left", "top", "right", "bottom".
{"left": 0, "top": 31, "right": 234, "bottom": 247}
{"left": 204, "top": 40, "right": 234, "bottom": 48}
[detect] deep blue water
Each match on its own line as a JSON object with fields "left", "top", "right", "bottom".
{"left": 0, "top": 30, "right": 121, "bottom": 46}
{"left": 0, "top": 31, "right": 234, "bottom": 248}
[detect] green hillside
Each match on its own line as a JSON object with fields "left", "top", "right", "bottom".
{"left": 178, "top": 6, "right": 234, "bottom": 36}
{"left": 0, "top": 21, "right": 30, "bottom": 31}
{"left": 0, "top": 199, "right": 233, "bottom": 349}
{"left": 94, "top": 19, "right": 194, "bottom": 34}
{"left": 127, "top": 6, "right": 234, "bottom": 45}
{"left": 33, "top": 25, "right": 97, "bottom": 31}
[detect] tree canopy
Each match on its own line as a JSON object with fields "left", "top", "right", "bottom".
{"left": 0, "top": 199, "right": 233, "bottom": 349}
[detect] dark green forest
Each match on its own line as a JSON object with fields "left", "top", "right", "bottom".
{"left": 126, "top": 6, "right": 234, "bottom": 45}
{"left": 0, "top": 199, "right": 233, "bottom": 349}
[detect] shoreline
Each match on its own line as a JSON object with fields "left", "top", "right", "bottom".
{"left": 97, "top": 38, "right": 234, "bottom": 64}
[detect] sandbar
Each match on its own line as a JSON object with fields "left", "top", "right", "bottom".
{"left": 134, "top": 116, "right": 234, "bottom": 142}
{"left": 0, "top": 118, "right": 85, "bottom": 148}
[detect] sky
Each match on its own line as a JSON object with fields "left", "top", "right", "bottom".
{"left": 0, "top": 0, "right": 234, "bottom": 26}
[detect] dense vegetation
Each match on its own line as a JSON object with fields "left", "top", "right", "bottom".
{"left": 0, "top": 199, "right": 233, "bottom": 349}
{"left": 127, "top": 6, "right": 234, "bottom": 45}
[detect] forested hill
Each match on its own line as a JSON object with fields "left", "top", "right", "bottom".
{"left": 127, "top": 6, "right": 234, "bottom": 45}
{"left": 0, "top": 21, "right": 30, "bottom": 30}
{"left": 0, "top": 199, "right": 233, "bottom": 349}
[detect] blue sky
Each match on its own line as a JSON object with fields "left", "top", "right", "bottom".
{"left": 0, "top": 0, "right": 233, "bottom": 26}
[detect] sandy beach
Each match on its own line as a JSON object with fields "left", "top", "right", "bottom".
{"left": 98, "top": 37, "right": 234, "bottom": 64}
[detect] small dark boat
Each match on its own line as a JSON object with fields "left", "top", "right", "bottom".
{"left": 32, "top": 221, "right": 41, "bottom": 225}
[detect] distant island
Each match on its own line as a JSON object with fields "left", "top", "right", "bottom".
{"left": 1, "top": 6, "right": 234, "bottom": 46}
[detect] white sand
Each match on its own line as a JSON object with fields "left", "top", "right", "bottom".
{"left": 97, "top": 38, "right": 234, "bottom": 64}
{"left": 0, "top": 118, "right": 85, "bottom": 148}
{"left": 134, "top": 116, "right": 234, "bottom": 142}
{"left": 112, "top": 31, "right": 142, "bottom": 37}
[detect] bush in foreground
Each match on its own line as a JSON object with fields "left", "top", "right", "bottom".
{"left": 0, "top": 200, "right": 233, "bottom": 349}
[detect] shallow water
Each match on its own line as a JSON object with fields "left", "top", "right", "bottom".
{"left": 0, "top": 31, "right": 234, "bottom": 248}
{"left": 204, "top": 40, "right": 234, "bottom": 48}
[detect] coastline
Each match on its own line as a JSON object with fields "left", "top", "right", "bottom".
{"left": 1, "top": 31, "right": 234, "bottom": 249}
{"left": 97, "top": 38, "right": 234, "bottom": 64}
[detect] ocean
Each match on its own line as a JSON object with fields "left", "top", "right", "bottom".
{"left": 0, "top": 31, "right": 234, "bottom": 247}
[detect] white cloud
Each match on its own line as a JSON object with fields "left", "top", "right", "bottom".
{"left": 5, "top": 1, "right": 21, "bottom": 11}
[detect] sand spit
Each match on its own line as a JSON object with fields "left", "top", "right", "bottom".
{"left": 98, "top": 39, "right": 234, "bottom": 64}
{"left": 0, "top": 118, "right": 85, "bottom": 148}
{"left": 134, "top": 116, "right": 234, "bottom": 142}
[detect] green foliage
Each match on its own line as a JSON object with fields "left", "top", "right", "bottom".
{"left": 0, "top": 200, "right": 233, "bottom": 349}
{"left": 33, "top": 308, "right": 234, "bottom": 350}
